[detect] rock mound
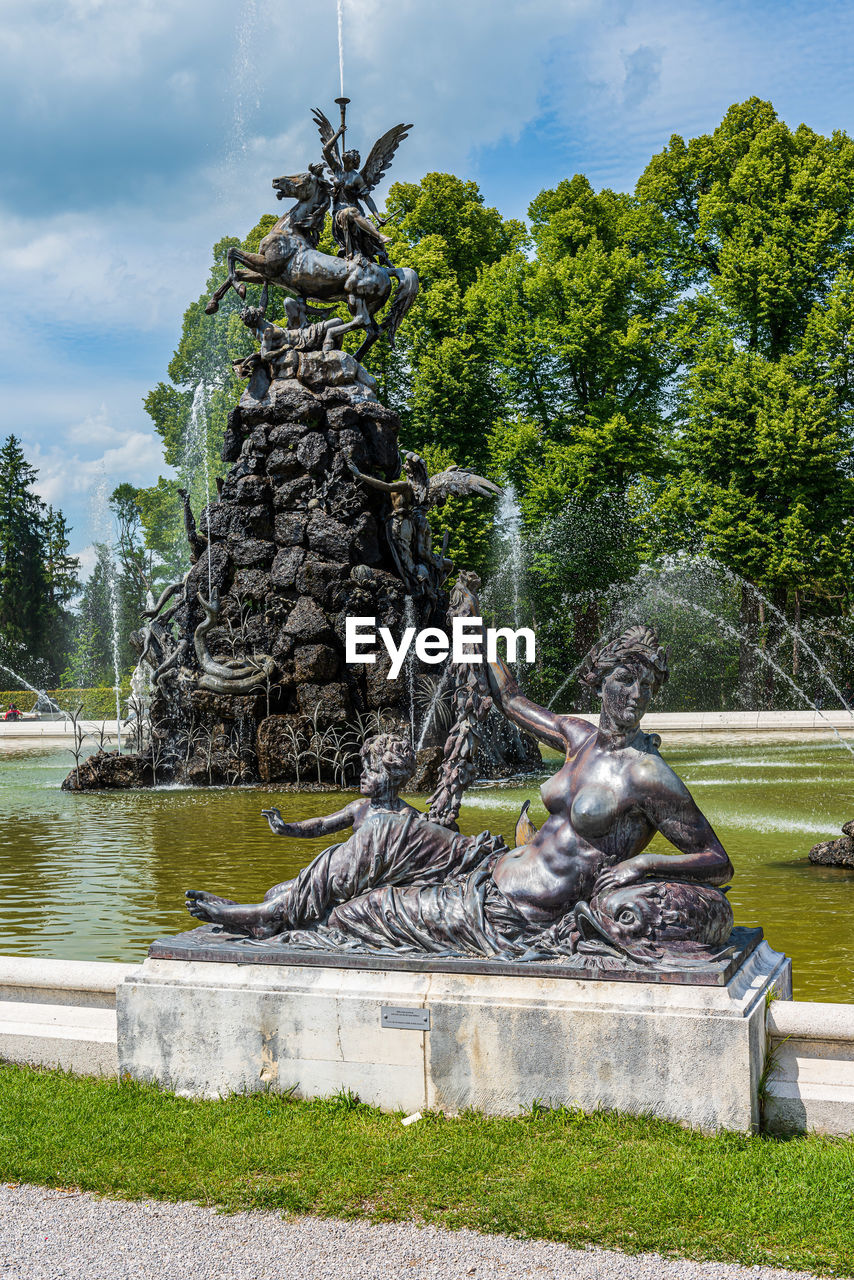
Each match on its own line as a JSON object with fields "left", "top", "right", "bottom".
{"left": 66, "top": 358, "right": 540, "bottom": 792}
{"left": 809, "top": 819, "right": 854, "bottom": 868}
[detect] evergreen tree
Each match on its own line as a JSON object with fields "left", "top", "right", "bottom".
{"left": 0, "top": 436, "right": 82, "bottom": 682}
{"left": 63, "top": 544, "right": 118, "bottom": 688}
{"left": 41, "top": 506, "right": 80, "bottom": 677}
{"left": 0, "top": 436, "right": 49, "bottom": 667}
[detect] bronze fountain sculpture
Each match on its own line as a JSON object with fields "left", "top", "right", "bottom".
{"left": 175, "top": 99, "right": 741, "bottom": 970}
{"left": 186, "top": 622, "right": 738, "bottom": 970}
{"left": 111, "top": 101, "right": 787, "bottom": 1136}
{"left": 98, "top": 97, "right": 739, "bottom": 970}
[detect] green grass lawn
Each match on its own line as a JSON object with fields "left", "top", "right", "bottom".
{"left": 1, "top": 1064, "right": 852, "bottom": 1275}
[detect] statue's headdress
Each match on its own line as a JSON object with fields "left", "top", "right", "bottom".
{"left": 581, "top": 625, "right": 669, "bottom": 693}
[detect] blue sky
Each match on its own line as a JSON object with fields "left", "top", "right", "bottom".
{"left": 3, "top": 0, "right": 854, "bottom": 573}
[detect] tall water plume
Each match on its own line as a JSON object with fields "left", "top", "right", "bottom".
{"left": 188, "top": 380, "right": 214, "bottom": 599}
{"left": 224, "top": 0, "right": 259, "bottom": 175}
{"left": 337, "top": 0, "right": 346, "bottom": 97}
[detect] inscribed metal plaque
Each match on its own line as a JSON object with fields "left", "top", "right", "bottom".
{"left": 381, "top": 1005, "right": 430, "bottom": 1031}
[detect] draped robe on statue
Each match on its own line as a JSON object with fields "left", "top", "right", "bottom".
{"left": 255, "top": 811, "right": 539, "bottom": 956}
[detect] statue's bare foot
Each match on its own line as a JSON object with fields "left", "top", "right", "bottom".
{"left": 185, "top": 890, "right": 242, "bottom": 927}
{"left": 185, "top": 890, "right": 280, "bottom": 938}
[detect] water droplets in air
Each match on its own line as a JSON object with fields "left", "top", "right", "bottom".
{"left": 709, "top": 559, "right": 854, "bottom": 719}
{"left": 225, "top": 0, "right": 259, "bottom": 174}
{"left": 495, "top": 485, "right": 523, "bottom": 631}
{"left": 90, "top": 476, "right": 124, "bottom": 751}
{"left": 0, "top": 662, "right": 39, "bottom": 696}
{"left": 403, "top": 596, "right": 418, "bottom": 744}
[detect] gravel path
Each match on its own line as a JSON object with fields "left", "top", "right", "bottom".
{"left": 0, "top": 1184, "right": 832, "bottom": 1280}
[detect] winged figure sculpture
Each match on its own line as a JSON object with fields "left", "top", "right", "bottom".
{"left": 312, "top": 106, "right": 413, "bottom": 264}
{"left": 346, "top": 450, "right": 501, "bottom": 614}
{"left": 427, "top": 464, "right": 502, "bottom": 506}
{"left": 204, "top": 100, "right": 420, "bottom": 365}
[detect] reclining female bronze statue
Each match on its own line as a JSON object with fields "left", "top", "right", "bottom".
{"left": 185, "top": 626, "right": 735, "bottom": 964}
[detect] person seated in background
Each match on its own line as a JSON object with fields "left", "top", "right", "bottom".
{"left": 4, "top": 703, "right": 22, "bottom": 721}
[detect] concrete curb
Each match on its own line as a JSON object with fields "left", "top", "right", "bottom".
{"left": 3, "top": 712, "right": 854, "bottom": 741}
{"left": 2, "top": 954, "right": 852, "bottom": 1136}
{"left": 0, "top": 956, "right": 139, "bottom": 1076}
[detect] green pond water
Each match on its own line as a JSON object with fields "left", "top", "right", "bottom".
{"left": 1, "top": 739, "right": 853, "bottom": 1002}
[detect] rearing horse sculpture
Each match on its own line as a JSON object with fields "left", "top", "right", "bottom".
{"left": 204, "top": 169, "right": 418, "bottom": 364}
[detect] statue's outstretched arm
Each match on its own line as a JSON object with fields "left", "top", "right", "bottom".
{"left": 322, "top": 125, "right": 344, "bottom": 172}
{"left": 485, "top": 652, "right": 591, "bottom": 753}
{"left": 261, "top": 800, "right": 362, "bottom": 838}
{"left": 346, "top": 458, "right": 411, "bottom": 494}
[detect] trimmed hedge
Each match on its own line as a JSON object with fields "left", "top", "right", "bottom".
{"left": 0, "top": 685, "right": 131, "bottom": 720}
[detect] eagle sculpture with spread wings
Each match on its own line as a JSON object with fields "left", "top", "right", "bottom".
{"left": 312, "top": 105, "right": 413, "bottom": 264}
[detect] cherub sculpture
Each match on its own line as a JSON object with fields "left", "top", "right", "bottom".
{"left": 346, "top": 451, "right": 501, "bottom": 609}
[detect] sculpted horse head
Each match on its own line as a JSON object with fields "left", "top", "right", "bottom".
{"left": 270, "top": 166, "right": 328, "bottom": 216}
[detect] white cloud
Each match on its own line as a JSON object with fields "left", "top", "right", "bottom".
{"left": 74, "top": 543, "right": 99, "bottom": 582}
{"left": 29, "top": 431, "right": 168, "bottom": 508}
{"left": 0, "top": 0, "right": 174, "bottom": 88}
{"left": 0, "top": 205, "right": 221, "bottom": 332}
{"left": 65, "top": 409, "right": 124, "bottom": 448}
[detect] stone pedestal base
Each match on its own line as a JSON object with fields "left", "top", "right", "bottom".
{"left": 116, "top": 942, "right": 791, "bottom": 1132}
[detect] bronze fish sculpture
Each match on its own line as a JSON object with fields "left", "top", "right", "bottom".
{"left": 572, "top": 880, "right": 734, "bottom": 963}
{"left": 521, "top": 878, "right": 735, "bottom": 966}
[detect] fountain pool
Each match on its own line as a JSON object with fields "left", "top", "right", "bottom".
{"left": 0, "top": 738, "right": 851, "bottom": 1001}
